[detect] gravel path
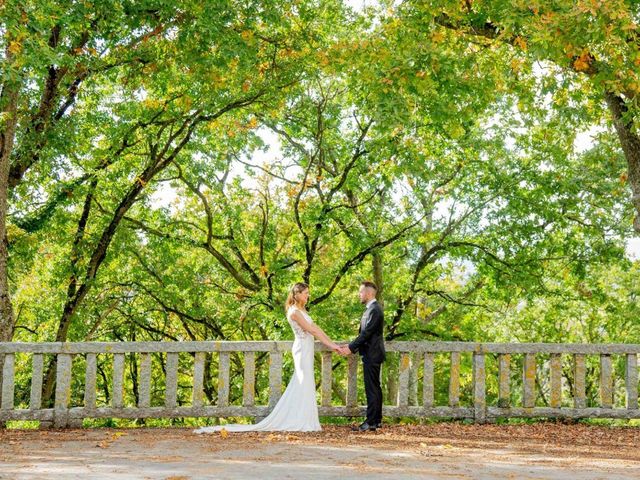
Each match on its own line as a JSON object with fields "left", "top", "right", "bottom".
{"left": 1, "top": 424, "right": 639, "bottom": 479}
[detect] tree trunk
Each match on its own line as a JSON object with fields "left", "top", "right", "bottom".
{"left": 0, "top": 43, "right": 22, "bottom": 428}
{"left": 0, "top": 89, "right": 17, "bottom": 427}
{"left": 0, "top": 84, "right": 18, "bottom": 423}
{"left": 605, "top": 92, "right": 640, "bottom": 233}
{"left": 372, "top": 252, "right": 384, "bottom": 308}
{"left": 0, "top": 82, "right": 19, "bottom": 344}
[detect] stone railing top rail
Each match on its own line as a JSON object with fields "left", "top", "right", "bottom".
{"left": 1, "top": 341, "right": 640, "bottom": 354}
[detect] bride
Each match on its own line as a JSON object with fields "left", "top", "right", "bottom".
{"left": 194, "top": 282, "right": 341, "bottom": 433}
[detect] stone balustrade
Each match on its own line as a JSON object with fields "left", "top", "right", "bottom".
{"left": 1, "top": 341, "right": 639, "bottom": 427}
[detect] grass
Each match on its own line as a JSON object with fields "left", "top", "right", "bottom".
{"left": 5, "top": 416, "right": 640, "bottom": 430}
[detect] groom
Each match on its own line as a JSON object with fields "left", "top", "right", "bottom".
{"left": 339, "top": 281, "right": 385, "bottom": 432}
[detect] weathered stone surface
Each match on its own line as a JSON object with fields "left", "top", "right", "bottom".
{"left": 54, "top": 353, "right": 73, "bottom": 428}
{"left": 217, "top": 352, "right": 230, "bottom": 407}
{"left": 550, "top": 354, "right": 562, "bottom": 409}
{"left": 84, "top": 353, "right": 96, "bottom": 410}
{"left": 422, "top": 353, "right": 434, "bottom": 409}
{"left": 165, "top": 353, "right": 179, "bottom": 408}
{"left": 398, "top": 353, "right": 410, "bottom": 407}
{"left": 574, "top": 354, "right": 586, "bottom": 409}
{"left": 193, "top": 352, "right": 205, "bottom": 408}
{"left": 112, "top": 353, "right": 125, "bottom": 409}
{"left": 29, "top": 354, "right": 43, "bottom": 410}
{"left": 449, "top": 352, "right": 460, "bottom": 408}
{"left": 1, "top": 353, "right": 14, "bottom": 410}
{"left": 600, "top": 355, "right": 613, "bottom": 409}
{"left": 347, "top": 355, "right": 358, "bottom": 408}
{"left": 138, "top": 353, "right": 151, "bottom": 409}
{"left": 473, "top": 353, "right": 486, "bottom": 423}
{"left": 242, "top": 351, "right": 255, "bottom": 407}
{"left": 321, "top": 351, "right": 332, "bottom": 407}
{"left": 523, "top": 353, "right": 536, "bottom": 409}
{"left": 626, "top": 353, "right": 638, "bottom": 410}
{"left": 268, "top": 351, "right": 283, "bottom": 408}
{"left": 498, "top": 354, "right": 510, "bottom": 409}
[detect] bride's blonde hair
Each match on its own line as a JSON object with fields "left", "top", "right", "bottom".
{"left": 285, "top": 282, "right": 309, "bottom": 311}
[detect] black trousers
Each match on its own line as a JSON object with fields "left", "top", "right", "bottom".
{"left": 363, "top": 361, "right": 383, "bottom": 425}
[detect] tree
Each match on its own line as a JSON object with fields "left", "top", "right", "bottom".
{"left": 400, "top": 0, "right": 640, "bottom": 232}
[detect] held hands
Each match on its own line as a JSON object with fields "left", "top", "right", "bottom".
{"left": 335, "top": 344, "right": 352, "bottom": 357}
{"left": 329, "top": 343, "right": 351, "bottom": 357}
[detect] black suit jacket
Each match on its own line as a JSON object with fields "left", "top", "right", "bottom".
{"left": 349, "top": 300, "right": 386, "bottom": 364}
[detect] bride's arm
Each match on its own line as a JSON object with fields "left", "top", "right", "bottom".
{"left": 290, "top": 311, "right": 339, "bottom": 351}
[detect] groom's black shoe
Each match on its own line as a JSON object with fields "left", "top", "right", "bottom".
{"left": 352, "top": 422, "right": 377, "bottom": 432}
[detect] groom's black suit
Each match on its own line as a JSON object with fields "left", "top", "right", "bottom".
{"left": 348, "top": 300, "right": 385, "bottom": 427}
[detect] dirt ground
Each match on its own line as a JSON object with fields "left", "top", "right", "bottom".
{"left": 1, "top": 423, "right": 640, "bottom": 479}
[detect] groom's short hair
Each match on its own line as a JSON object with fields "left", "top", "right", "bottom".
{"left": 361, "top": 281, "right": 378, "bottom": 291}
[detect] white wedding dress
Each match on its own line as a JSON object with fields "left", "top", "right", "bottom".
{"left": 194, "top": 306, "right": 321, "bottom": 433}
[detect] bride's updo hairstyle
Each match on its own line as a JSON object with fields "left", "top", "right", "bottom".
{"left": 285, "top": 282, "right": 309, "bottom": 310}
